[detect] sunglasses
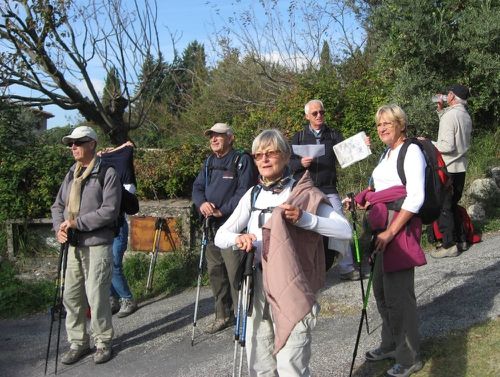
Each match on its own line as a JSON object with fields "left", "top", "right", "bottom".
{"left": 252, "top": 150, "right": 281, "bottom": 161}
{"left": 311, "top": 110, "right": 325, "bottom": 117}
{"left": 68, "top": 140, "right": 91, "bottom": 147}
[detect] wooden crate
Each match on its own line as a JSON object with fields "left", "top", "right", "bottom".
{"left": 129, "top": 216, "right": 180, "bottom": 252}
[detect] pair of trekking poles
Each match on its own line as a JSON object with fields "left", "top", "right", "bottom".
{"left": 347, "top": 192, "right": 377, "bottom": 377}
{"left": 190, "top": 217, "right": 254, "bottom": 377}
{"left": 44, "top": 238, "right": 70, "bottom": 375}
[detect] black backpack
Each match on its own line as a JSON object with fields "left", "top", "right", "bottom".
{"left": 204, "top": 149, "right": 258, "bottom": 186}
{"left": 68, "top": 165, "right": 139, "bottom": 216}
{"left": 390, "top": 137, "right": 450, "bottom": 224}
{"left": 97, "top": 165, "right": 139, "bottom": 215}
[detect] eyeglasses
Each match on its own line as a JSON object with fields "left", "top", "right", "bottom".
{"left": 377, "top": 121, "right": 394, "bottom": 128}
{"left": 252, "top": 150, "right": 281, "bottom": 161}
{"left": 68, "top": 140, "right": 91, "bottom": 147}
{"left": 311, "top": 110, "right": 325, "bottom": 117}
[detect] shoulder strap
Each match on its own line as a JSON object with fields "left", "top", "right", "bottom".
{"left": 98, "top": 165, "right": 110, "bottom": 188}
{"left": 233, "top": 150, "right": 244, "bottom": 178}
{"left": 396, "top": 139, "right": 413, "bottom": 186}
{"left": 250, "top": 184, "right": 263, "bottom": 210}
{"left": 298, "top": 130, "right": 304, "bottom": 145}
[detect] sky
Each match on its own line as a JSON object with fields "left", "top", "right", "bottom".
{"left": 44, "top": 0, "right": 262, "bottom": 128}
{"left": 31, "top": 1, "right": 361, "bottom": 129}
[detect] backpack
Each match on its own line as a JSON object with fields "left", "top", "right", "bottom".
{"left": 427, "top": 205, "right": 482, "bottom": 245}
{"left": 97, "top": 165, "right": 139, "bottom": 215}
{"left": 204, "top": 149, "right": 258, "bottom": 187}
{"left": 68, "top": 165, "right": 139, "bottom": 215}
{"left": 392, "top": 137, "right": 450, "bottom": 224}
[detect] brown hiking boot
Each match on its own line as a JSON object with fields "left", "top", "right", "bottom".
{"left": 61, "top": 347, "right": 91, "bottom": 365}
{"left": 205, "top": 317, "right": 234, "bottom": 334}
{"left": 93, "top": 346, "right": 112, "bottom": 364}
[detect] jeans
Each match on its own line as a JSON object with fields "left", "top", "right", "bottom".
{"left": 110, "top": 219, "right": 133, "bottom": 300}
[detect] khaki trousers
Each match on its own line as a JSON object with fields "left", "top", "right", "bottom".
{"left": 206, "top": 242, "right": 244, "bottom": 319}
{"left": 63, "top": 244, "right": 113, "bottom": 349}
{"left": 245, "top": 268, "right": 319, "bottom": 377}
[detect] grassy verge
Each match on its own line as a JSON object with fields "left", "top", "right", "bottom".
{"left": 354, "top": 317, "right": 500, "bottom": 377}
{"left": 0, "top": 260, "right": 54, "bottom": 318}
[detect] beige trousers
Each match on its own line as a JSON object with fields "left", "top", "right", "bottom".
{"left": 63, "top": 244, "right": 113, "bottom": 350}
{"left": 245, "top": 268, "right": 319, "bottom": 377}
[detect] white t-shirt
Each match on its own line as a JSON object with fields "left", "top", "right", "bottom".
{"left": 371, "top": 143, "right": 426, "bottom": 214}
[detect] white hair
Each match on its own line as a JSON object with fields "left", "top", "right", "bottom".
{"left": 304, "top": 99, "right": 324, "bottom": 115}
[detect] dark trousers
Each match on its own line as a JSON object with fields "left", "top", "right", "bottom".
{"left": 438, "top": 172, "right": 466, "bottom": 248}
{"left": 205, "top": 241, "right": 244, "bottom": 319}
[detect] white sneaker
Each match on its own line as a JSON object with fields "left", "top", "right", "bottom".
{"left": 386, "top": 361, "right": 423, "bottom": 377}
{"left": 117, "top": 298, "right": 137, "bottom": 318}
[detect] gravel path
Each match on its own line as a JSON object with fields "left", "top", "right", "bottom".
{"left": 1, "top": 232, "right": 498, "bottom": 377}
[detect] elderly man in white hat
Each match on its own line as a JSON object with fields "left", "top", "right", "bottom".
{"left": 51, "top": 125, "right": 122, "bottom": 365}
{"left": 192, "top": 123, "right": 257, "bottom": 333}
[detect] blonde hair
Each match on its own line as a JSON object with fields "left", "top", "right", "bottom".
{"left": 375, "top": 104, "right": 408, "bottom": 133}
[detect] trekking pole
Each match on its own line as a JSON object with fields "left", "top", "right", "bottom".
{"left": 191, "top": 216, "right": 212, "bottom": 346}
{"left": 44, "top": 239, "right": 70, "bottom": 375}
{"left": 349, "top": 251, "right": 377, "bottom": 377}
{"left": 347, "top": 192, "right": 369, "bottom": 334}
{"left": 233, "top": 248, "right": 254, "bottom": 377}
{"left": 146, "top": 218, "right": 165, "bottom": 294}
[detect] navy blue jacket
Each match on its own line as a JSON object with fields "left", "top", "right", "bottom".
{"left": 289, "top": 124, "right": 344, "bottom": 194}
{"left": 192, "top": 149, "right": 256, "bottom": 227}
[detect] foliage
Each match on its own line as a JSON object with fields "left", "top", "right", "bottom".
{"left": 119, "top": 250, "right": 199, "bottom": 301}
{"left": 0, "top": 0, "right": 164, "bottom": 144}
{"left": 0, "top": 103, "right": 72, "bottom": 223}
{"left": 134, "top": 144, "right": 206, "bottom": 199}
{"left": 0, "top": 260, "right": 53, "bottom": 318}
{"left": 359, "top": 0, "right": 500, "bottom": 135}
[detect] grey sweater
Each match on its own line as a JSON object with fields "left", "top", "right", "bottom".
{"left": 51, "top": 157, "right": 122, "bottom": 246}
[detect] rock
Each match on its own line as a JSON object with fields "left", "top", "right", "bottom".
{"left": 467, "top": 178, "right": 500, "bottom": 202}
{"left": 468, "top": 204, "right": 486, "bottom": 222}
{"left": 488, "top": 166, "right": 500, "bottom": 188}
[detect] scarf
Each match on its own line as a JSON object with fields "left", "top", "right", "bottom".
{"left": 67, "top": 157, "right": 97, "bottom": 220}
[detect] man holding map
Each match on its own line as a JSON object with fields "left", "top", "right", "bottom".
{"left": 289, "top": 99, "right": 364, "bottom": 280}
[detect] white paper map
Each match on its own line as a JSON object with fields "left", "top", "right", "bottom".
{"left": 333, "top": 131, "right": 372, "bottom": 168}
{"left": 291, "top": 144, "right": 325, "bottom": 158}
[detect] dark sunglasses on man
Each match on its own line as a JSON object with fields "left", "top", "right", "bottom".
{"left": 67, "top": 139, "right": 92, "bottom": 147}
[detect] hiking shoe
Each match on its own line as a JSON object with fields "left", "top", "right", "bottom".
{"left": 457, "top": 241, "right": 469, "bottom": 252}
{"left": 365, "top": 347, "right": 396, "bottom": 361}
{"left": 205, "top": 317, "right": 234, "bottom": 334}
{"left": 340, "top": 270, "right": 361, "bottom": 281}
{"left": 93, "top": 346, "right": 112, "bottom": 364}
{"left": 61, "top": 347, "right": 91, "bottom": 365}
{"left": 117, "top": 298, "right": 137, "bottom": 318}
{"left": 430, "top": 245, "right": 459, "bottom": 258}
{"left": 110, "top": 296, "right": 120, "bottom": 315}
{"left": 386, "top": 361, "right": 423, "bottom": 376}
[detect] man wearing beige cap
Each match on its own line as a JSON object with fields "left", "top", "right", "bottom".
{"left": 51, "top": 125, "right": 122, "bottom": 365}
{"left": 192, "top": 123, "right": 257, "bottom": 333}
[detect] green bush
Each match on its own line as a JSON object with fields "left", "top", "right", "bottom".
{"left": 0, "top": 261, "right": 54, "bottom": 318}
{"left": 123, "top": 250, "right": 200, "bottom": 301}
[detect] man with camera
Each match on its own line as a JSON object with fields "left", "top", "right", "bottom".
{"left": 51, "top": 125, "right": 122, "bottom": 365}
